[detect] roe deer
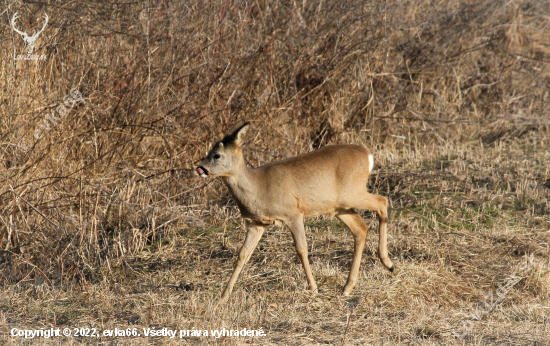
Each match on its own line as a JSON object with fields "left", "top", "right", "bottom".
{"left": 197, "top": 121, "right": 394, "bottom": 303}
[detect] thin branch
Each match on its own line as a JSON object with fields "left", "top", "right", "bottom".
{"left": 10, "top": 185, "right": 59, "bottom": 229}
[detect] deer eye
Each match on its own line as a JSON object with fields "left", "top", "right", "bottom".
{"left": 213, "top": 154, "right": 221, "bottom": 160}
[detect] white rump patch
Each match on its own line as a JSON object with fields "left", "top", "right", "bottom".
{"left": 368, "top": 154, "right": 374, "bottom": 172}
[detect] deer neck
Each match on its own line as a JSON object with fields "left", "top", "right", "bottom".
{"left": 222, "top": 164, "right": 262, "bottom": 217}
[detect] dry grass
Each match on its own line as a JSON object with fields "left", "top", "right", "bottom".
{"left": 1, "top": 0, "right": 549, "bottom": 344}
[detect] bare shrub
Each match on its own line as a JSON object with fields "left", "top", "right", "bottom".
{"left": 1, "top": 0, "right": 549, "bottom": 288}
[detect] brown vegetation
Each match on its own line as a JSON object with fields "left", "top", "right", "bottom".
{"left": 0, "top": 0, "right": 549, "bottom": 344}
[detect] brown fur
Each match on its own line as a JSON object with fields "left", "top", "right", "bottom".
{"left": 197, "top": 121, "right": 394, "bottom": 303}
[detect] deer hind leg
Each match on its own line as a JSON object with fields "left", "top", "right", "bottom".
{"left": 356, "top": 192, "right": 394, "bottom": 272}
{"left": 287, "top": 215, "right": 318, "bottom": 293}
{"left": 220, "top": 222, "right": 265, "bottom": 304}
{"left": 337, "top": 212, "right": 369, "bottom": 295}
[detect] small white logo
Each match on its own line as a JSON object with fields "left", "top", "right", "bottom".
{"left": 10, "top": 11, "right": 48, "bottom": 60}
{"left": 17, "top": 137, "right": 32, "bottom": 153}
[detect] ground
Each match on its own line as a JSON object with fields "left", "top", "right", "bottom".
{"left": 2, "top": 130, "right": 548, "bottom": 345}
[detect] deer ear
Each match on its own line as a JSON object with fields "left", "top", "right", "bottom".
{"left": 233, "top": 122, "right": 250, "bottom": 145}
{"left": 224, "top": 120, "right": 250, "bottom": 146}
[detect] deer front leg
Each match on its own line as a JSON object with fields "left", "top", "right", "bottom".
{"left": 219, "top": 222, "right": 265, "bottom": 304}
{"left": 288, "top": 215, "right": 318, "bottom": 293}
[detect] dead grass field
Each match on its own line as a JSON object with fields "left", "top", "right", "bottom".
{"left": 1, "top": 0, "right": 549, "bottom": 344}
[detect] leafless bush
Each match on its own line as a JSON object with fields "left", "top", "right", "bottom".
{"left": 1, "top": 0, "right": 549, "bottom": 286}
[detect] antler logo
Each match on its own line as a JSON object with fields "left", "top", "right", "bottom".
{"left": 10, "top": 12, "right": 49, "bottom": 55}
